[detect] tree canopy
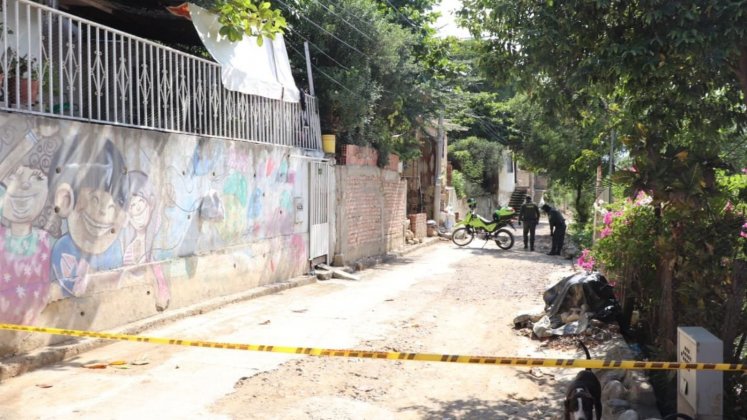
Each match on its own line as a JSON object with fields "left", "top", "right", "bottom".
{"left": 192, "top": 0, "right": 287, "bottom": 43}
{"left": 457, "top": 2, "right": 747, "bottom": 414}
{"left": 279, "top": 0, "right": 457, "bottom": 162}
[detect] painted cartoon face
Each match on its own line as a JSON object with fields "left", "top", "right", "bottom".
{"left": 67, "top": 188, "right": 127, "bottom": 254}
{"left": 128, "top": 195, "right": 151, "bottom": 231}
{"left": 1, "top": 166, "right": 49, "bottom": 224}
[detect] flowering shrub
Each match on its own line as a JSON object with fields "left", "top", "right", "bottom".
{"left": 589, "top": 193, "right": 659, "bottom": 330}
{"left": 576, "top": 248, "right": 595, "bottom": 271}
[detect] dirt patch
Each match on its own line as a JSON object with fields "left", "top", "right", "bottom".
{"left": 213, "top": 226, "right": 583, "bottom": 419}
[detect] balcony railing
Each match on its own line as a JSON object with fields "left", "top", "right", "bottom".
{"left": 0, "top": 0, "right": 322, "bottom": 150}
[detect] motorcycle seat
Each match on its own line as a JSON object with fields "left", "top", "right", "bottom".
{"left": 478, "top": 215, "right": 493, "bottom": 225}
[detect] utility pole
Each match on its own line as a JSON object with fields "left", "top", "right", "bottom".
{"left": 304, "top": 41, "right": 315, "bottom": 96}
{"left": 609, "top": 129, "right": 615, "bottom": 203}
{"left": 433, "top": 112, "right": 444, "bottom": 222}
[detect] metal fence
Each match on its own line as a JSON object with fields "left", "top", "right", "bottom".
{"left": 0, "top": 0, "right": 322, "bottom": 150}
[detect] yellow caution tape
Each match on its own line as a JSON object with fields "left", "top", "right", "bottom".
{"left": 1, "top": 323, "right": 745, "bottom": 372}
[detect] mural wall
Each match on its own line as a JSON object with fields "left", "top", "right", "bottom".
{"left": 0, "top": 113, "right": 311, "bottom": 353}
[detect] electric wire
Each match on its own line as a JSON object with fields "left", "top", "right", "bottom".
{"left": 286, "top": 41, "right": 364, "bottom": 99}
{"left": 286, "top": 27, "right": 351, "bottom": 71}
{"left": 380, "top": 0, "right": 420, "bottom": 29}
{"left": 298, "top": 0, "right": 374, "bottom": 41}
{"left": 321, "top": 0, "right": 379, "bottom": 35}
{"left": 463, "top": 113, "right": 510, "bottom": 143}
{"left": 275, "top": 0, "right": 368, "bottom": 58}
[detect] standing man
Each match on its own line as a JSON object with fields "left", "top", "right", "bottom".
{"left": 518, "top": 196, "right": 540, "bottom": 251}
{"left": 541, "top": 204, "right": 566, "bottom": 256}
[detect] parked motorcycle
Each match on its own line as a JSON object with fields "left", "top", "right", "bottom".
{"left": 452, "top": 198, "right": 516, "bottom": 249}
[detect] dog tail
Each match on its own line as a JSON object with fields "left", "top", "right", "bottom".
{"left": 578, "top": 340, "right": 591, "bottom": 360}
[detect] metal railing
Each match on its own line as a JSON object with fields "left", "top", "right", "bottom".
{"left": 0, "top": 0, "right": 322, "bottom": 150}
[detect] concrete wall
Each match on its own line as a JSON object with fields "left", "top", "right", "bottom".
{"left": 497, "top": 150, "right": 516, "bottom": 206}
{"left": 0, "top": 113, "right": 313, "bottom": 356}
{"left": 335, "top": 165, "right": 406, "bottom": 263}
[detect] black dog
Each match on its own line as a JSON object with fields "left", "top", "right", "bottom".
{"left": 564, "top": 341, "right": 602, "bottom": 420}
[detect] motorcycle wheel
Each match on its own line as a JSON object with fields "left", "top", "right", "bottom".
{"left": 452, "top": 227, "right": 474, "bottom": 246}
{"left": 494, "top": 229, "right": 514, "bottom": 249}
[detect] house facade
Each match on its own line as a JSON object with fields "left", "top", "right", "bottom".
{"left": 0, "top": 0, "right": 333, "bottom": 356}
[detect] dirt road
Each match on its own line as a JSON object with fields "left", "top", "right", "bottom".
{"left": 0, "top": 222, "right": 584, "bottom": 419}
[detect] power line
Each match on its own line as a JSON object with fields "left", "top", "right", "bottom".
{"left": 286, "top": 27, "right": 351, "bottom": 71}
{"left": 275, "top": 0, "right": 368, "bottom": 58}
{"left": 286, "top": 41, "right": 364, "bottom": 99}
{"left": 321, "top": 0, "right": 379, "bottom": 35}
{"left": 300, "top": 0, "right": 374, "bottom": 41}
{"left": 380, "top": 0, "right": 419, "bottom": 29}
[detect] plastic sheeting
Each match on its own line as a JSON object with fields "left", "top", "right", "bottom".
{"left": 189, "top": 4, "right": 300, "bottom": 103}
{"left": 532, "top": 272, "right": 621, "bottom": 338}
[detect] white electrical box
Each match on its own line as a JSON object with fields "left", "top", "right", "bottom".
{"left": 294, "top": 197, "right": 304, "bottom": 224}
{"left": 677, "top": 327, "right": 723, "bottom": 419}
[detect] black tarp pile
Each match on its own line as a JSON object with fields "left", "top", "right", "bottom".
{"left": 519, "top": 272, "right": 622, "bottom": 338}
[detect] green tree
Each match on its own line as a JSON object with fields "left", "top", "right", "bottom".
{"left": 458, "top": 1, "right": 747, "bottom": 413}
{"left": 282, "top": 0, "right": 456, "bottom": 164}
{"left": 443, "top": 40, "right": 517, "bottom": 196}
{"left": 507, "top": 93, "right": 609, "bottom": 224}
{"left": 448, "top": 136, "right": 504, "bottom": 195}
{"left": 192, "top": 0, "right": 287, "bottom": 43}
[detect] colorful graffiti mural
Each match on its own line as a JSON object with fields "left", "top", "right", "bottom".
{"left": 0, "top": 114, "right": 309, "bottom": 326}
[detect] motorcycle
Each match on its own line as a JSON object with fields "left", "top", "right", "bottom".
{"left": 452, "top": 199, "right": 517, "bottom": 249}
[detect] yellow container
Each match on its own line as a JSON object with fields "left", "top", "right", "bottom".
{"left": 322, "top": 134, "right": 336, "bottom": 154}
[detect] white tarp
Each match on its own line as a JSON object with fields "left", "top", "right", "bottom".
{"left": 189, "top": 4, "right": 300, "bottom": 103}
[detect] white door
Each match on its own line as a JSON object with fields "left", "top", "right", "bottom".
{"left": 309, "top": 160, "right": 332, "bottom": 263}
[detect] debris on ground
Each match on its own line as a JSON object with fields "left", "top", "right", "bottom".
{"left": 83, "top": 363, "right": 107, "bottom": 369}
{"left": 513, "top": 272, "right": 622, "bottom": 343}
{"left": 316, "top": 264, "right": 361, "bottom": 281}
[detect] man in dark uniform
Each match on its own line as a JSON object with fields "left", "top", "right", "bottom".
{"left": 518, "top": 196, "right": 540, "bottom": 251}
{"left": 541, "top": 204, "right": 566, "bottom": 256}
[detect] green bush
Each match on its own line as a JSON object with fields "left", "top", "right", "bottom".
{"left": 452, "top": 169, "right": 466, "bottom": 199}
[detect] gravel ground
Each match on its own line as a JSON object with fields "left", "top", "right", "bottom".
{"left": 213, "top": 222, "right": 588, "bottom": 419}
{"left": 0, "top": 221, "right": 603, "bottom": 420}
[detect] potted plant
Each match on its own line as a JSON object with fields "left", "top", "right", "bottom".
{"left": 0, "top": 22, "right": 14, "bottom": 94}
{"left": 7, "top": 51, "right": 40, "bottom": 106}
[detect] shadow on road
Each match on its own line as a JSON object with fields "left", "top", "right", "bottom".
{"left": 459, "top": 246, "right": 575, "bottom": 267}
{"left": 400, "top": 394, "right": 563, "bottom": 419}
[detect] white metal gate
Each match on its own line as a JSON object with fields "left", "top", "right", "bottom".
{"left": 309, "top": 160, "right": 332, "bottom": 263}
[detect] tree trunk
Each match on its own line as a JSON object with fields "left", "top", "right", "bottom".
{"left": 722, "top": 259, "right": 747, "bottom": 362}
{"left": 657, "top": 253, "right": 676, "bottom": 356}
{"left": 574, "top": 183, "right": 587, "bottom": 224}
{"left": 736, "top": 47, "right": 747, "bottom": 107}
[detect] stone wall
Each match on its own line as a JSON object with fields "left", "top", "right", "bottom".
{"left": 0, "top": 113, "right": 313, "bottom": 356}
{"left": 335, "top": 165, "right": 406, "bottom": 264}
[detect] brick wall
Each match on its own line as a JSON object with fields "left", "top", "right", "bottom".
{"left": 408, "top": 213, "right": 427, "bottom": 239}
{"left": 339, "top": 144, "right": 399, "bottom": 172}
{"left": 336, "top": 165, "right": 406, "bottom": 263}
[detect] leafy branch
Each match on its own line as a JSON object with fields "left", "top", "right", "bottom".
{"left": 194, "top": 0, "right": 287, "bottom": 45}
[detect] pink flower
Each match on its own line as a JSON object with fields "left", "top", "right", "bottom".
{"left": 577, "top": 249, "right": 595, "bottom": 271}
{"left": 742, "top": 168, "right": 747, "bottom": 174}
{"left": 724, "top": 201, "right": 734, "bottom": 213}
{"left": 635, "top": 191, "right": 652, "bottom": 206}
{"left": 600, "top": 227, "right": 613, "bottom": 238}
{"left": 603, "top": 212, "right": 613, "bottom": 226}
